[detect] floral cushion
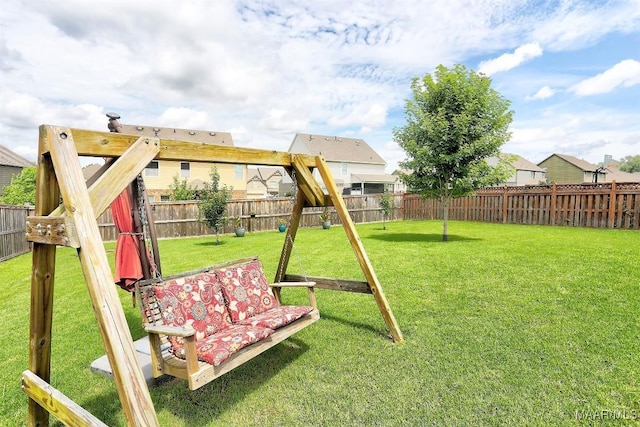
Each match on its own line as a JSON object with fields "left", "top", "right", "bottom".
{"left": 153, "top": 272, "right": 232, "bottom": 349}
{"left": 215, "top": 260, "right": 279, "bottom": 322}
{"left": 236, "top": 305, "right": 314, "bottom": 329}
{"left": 171, "top": 324, "right": 274, "bottom": 366}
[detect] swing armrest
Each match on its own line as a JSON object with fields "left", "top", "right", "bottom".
{"left": 270, "top": 282, "right": 317, "bottom": 309}
{"left": 144, "top": 324, "right": 195, "bottom": 338}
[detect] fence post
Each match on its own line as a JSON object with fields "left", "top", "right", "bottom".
{"left": 502, "top": 186, "right": 508, "bottom": 223}
{"left": 550, "top": 183, "right": 557, "bottom": 225}
{"left": 607, "top": 181, "right": 617, "bottom": 228}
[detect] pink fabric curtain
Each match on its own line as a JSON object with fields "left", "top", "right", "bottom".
{"left": 111, "top": 186, "right": 143, "bottom": 291}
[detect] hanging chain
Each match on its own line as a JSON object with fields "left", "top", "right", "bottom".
{"left": 137, "top": 175, "right": 161, "bottom": 280}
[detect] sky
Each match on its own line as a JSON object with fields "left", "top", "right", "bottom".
{"left": 1, "top": 0, "right": 639, "bottom": 172}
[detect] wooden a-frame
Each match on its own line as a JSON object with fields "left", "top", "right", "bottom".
{"left": 25, "top": 124, "right": 403, "bottom": 426}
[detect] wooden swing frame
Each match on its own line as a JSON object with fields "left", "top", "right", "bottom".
{"left": 24, "top": 123, "right": 403, "bottom": 426}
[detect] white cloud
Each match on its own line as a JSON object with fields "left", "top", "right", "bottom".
{"left": 570, "top": 59, "right": 640, "bottom": 96}
{"left": 478, "top": 43, "right": 543, "bottom": 76}
{"left": 525, "top": 86, "right": 557, "bottom": 101}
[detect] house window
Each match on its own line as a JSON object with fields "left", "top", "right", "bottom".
{"left": 145, "top": 161, "right": 159, "bottom": 177}
{"left": 235, "top": 164, "right": 243, "bottom": 180}
{"left": 342, "top": 162, "right": 348, "bottom": 176}
{"left": 160, "top": 194, "right": 170, "bottom": 201}
{"left": 180, "top": 162, "right": 190, "bottom": 178}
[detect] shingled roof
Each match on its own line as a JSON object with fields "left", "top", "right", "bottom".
{"left": 0, "top": 144, "right": 34, "bottom": 168}
{"left": 539, "top": 153, "right": 599, "bottom": 172}
{"left": 291, "top": 133, "right": 385, "bottom": 165}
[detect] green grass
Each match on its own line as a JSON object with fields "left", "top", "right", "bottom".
{"left": 2, "top": 220, "right": 639, "bottom": 426}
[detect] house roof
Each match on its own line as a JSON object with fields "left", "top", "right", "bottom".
{"left": 119, "top": 124, "right": 234, "bottom": 146}
{"left": 506, "top": 154, "right": 545, "bottom": 172}
{"left": 604, "top": 168, "right": 640, "bottom": 183}
{"left": 247, "top": 167, "right": 283, "bottom": 182}
{"left": 538, "top": 153, "right": 599, "bottom": 172}
{"left": 290, "top": 133, "right": 385, "bottom": 165}
{"left": 351, "top": 173, "right": 398, "bottom": 184}
{"left": 0, "top": 144, "right": 34, "bottom": 168}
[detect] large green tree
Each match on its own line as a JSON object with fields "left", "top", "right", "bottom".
{"left": 618, "top": 155, "right": 640, "bottom": 173}
{"left": 0, "top": 166, "right": 37, "bottom": 205}
{"left": 394, "top": 64, "right": 514, "bottom": 241}
{"left": 198, "top": 167, "right": 232, "bottom": 245}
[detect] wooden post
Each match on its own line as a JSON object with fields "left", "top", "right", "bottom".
{"left": 550, "top": 182, "right": 557, "bottom": 225}
{"left": 502, "top": 186, "right": 508, "bottom": 223}
{"left": 608, "top": 181, "right": 617, "bottom": 228}
{"left": 274, "top": 186, "right": 305, "bottom": 303}
{"left": 315, "top": 156, "right": 404, "bottom": 343}
{"left": 46, "top": 126, "right": 159, "bottom": 426}
{"left": 28, "top": 129, "right": 60, "bottom": 426}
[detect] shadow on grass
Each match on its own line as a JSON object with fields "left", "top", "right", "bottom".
{"left": 369, "top": 233, "right": 482, "bottom": 243}
{"left": 79, "top": 338, "right": 310, "bottom": 425}
{"left": 151, "top": 337, "right": 310, "bottom": 423}
{"left": 194, "top": 240, "right": 230, "bottom": 246}
{"left": 320, "top": 312, "right": 392, "bottom": 340}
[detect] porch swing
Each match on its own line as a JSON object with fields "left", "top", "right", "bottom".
{"left": 23, "top": 116, "right": 403, "bottom": 426}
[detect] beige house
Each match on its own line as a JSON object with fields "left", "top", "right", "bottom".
{"left": 246, "top": 167, "right": 285, "bottom": 198}
{"left": 487, "top": 154, "right": 546, "bottom": 186}
{"left": 118, "top": 124, "right": 248, "bottom": 200}
{"left": 287, "top": 133, "right": 400, "bottom": 195}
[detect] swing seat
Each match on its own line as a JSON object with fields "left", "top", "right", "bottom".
{"left": 136, "top": 257, "right": 319, "bottom": 390}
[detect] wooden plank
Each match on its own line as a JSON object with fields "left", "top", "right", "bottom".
{"left": 608, "top": 181, "right": 617, "bottom": 228}
{"left": 28, "top": 139, "right": 60, "bottom": 426}
{"left": 315, "top": 156, "right": 403, "bottom": 343}
{"left": 40, "top": 126, "right": 317, "bottom": 167}
{"left": 274, "top": 178, "right": 305, "bottom": 300}
{"left": 284, "top": 274, "right": 372, "bottom": 294}
{"left": 26, "top": 216, "right": 80, "bottom": 248}
{"left": 22, "top": 370, "right": 109, "bottom": 427}
{"left": 47, "top": 126, "right": 159, "bottom": 426}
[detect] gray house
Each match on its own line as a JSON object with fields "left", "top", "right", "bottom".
{"left": 0, "top": 144, "right": 34, "bottom": 196}
{"left": 287, "top": 133, "right": 399, "bottom": 195}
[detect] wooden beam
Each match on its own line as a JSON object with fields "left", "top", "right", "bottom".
{"left": 47, "top": 126, "right": 159, "bottom": 426}
{"left": 47, "top": 131, "right": 160, "bottom": 218}
{"left": 39, "top": 126, "right": 318, "bottom": 167}
{"left": 292, "top": 155, "right": 325, "bottom": 206}
{"left": 28, "top": 133, "right": 60, "bottom": 426}
{"left": 315, "top": 156, "right": 404, "bottom": 343}
{"left": 22, "top": 370, "right": 108, "bottom": 427}
{"left": 284, "top": 274, "right": 372, "bottom": 294}
{"left": 274, "top": 189, "right": 305, "bottom": 303}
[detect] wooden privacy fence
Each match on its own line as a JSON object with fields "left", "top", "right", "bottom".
{"left": 96, "top": 194, "right": 404, "bottom": 241}
{"left": 403, "top": 182, "right": 640, "bottom": 229}
{"left": 0, "top": 204, "right": 34, "bottom": 261}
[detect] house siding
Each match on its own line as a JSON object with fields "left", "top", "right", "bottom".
{"left": 539, "top": 156, "right": 584, "bottom": 183}
{"left": 0, "top": 165, "right": 24, "bottom": 195}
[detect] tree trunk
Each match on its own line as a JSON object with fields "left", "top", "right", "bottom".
{"left": 442, "top": 197, "right": 449, "bottom": 241}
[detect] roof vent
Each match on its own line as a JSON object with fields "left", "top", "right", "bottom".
{"left": 136, "top": 126, "right": 143, "bottom": 131}
{"left": 210, "top": 132, "right": 216, "bottom": 136}
{"left": 189, "top": 131, "right": 196, "bottom": 135}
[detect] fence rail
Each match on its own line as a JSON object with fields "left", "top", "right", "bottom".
{"left": 2, "top": 182, "right": 638, "bottom": 261}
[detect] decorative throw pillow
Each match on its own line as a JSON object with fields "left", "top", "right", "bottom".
{"left": 153, "top": 272, "right": 232, "bottom": 348}
{"left": 215, "top": 259, "right": 279, "bottom": 322}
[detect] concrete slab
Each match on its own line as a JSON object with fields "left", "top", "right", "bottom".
{"left": 90, "top": 337, "right": 170, "bottom": 387}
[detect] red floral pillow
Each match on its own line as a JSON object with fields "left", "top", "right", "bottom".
{"left": 215, "top": 259, "right": 279, "bottom": 322}
{"left": 153, "top": 272, "right": 232, "bottom": 348}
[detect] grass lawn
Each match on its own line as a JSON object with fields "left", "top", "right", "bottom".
{"left": 1, "top": 220, "right": 639, "bottom": 426}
